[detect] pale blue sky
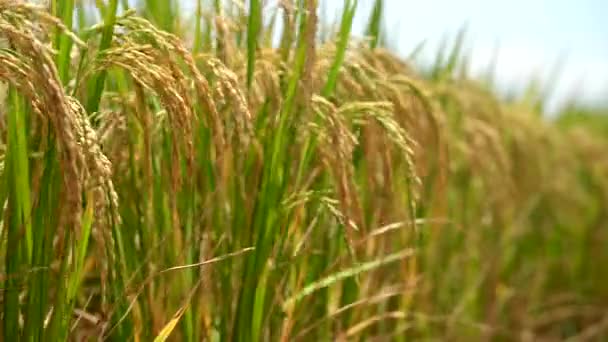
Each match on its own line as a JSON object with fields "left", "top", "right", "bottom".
{"left": 324, "top": 0, "right": 608, "bottom": 111}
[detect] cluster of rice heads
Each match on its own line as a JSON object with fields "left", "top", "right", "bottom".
{"left": 0, "top": 0, "right": 606, "bottom": 341}
{"left": 0, "top": 2, "right": 118, "bottom": 340}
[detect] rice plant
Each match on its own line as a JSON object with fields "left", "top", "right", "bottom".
{"left": 0, "top": 0, "right": 606, "bottom": 340}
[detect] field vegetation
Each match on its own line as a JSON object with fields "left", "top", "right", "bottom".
{"left": 0, "top": 0, "right": 607, "bottom": 340}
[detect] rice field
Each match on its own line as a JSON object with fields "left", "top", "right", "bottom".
{"left": 0, "top": 0, "right": 607, "bottom": 340}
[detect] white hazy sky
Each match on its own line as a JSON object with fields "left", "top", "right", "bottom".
{"left": 322, "top": 0, "right": 608, "bottom": 112}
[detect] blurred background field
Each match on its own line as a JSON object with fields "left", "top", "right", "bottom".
{"left": 0, "top": 0, "right": 606, "bottom": 341}
{"left": 329, "top": 0, "right": 608, "bottom": 113}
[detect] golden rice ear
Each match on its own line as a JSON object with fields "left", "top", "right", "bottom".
{"left": 205, "top": 58, "right": 253, "bottom": 151}
{"left": 67, "top": 96, "right": 119, "bottom": 227}
{"left": 117, "top": 14, "right": 226, "bottom": 155}
{"left": 0, "top": 4, "right": 121, "bottom": 304}
{"left": 310, "top": 96, "right": 361, "bottom": 245}
{"left": 0, "top": 2, "right": 93, "bottom": 234}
